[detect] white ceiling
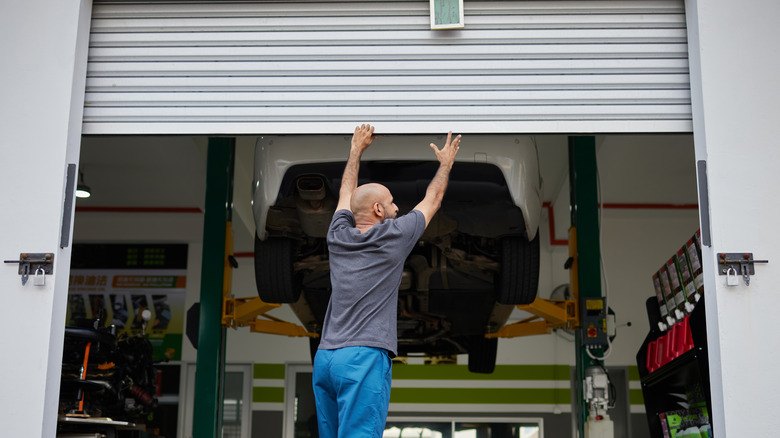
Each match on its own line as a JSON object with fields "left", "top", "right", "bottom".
{"left": 77, "top": 133, "right": 698, "bottom": 252}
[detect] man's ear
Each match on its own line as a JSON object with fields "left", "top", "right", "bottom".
{"left": 373, "top": 202, "right": 382, "bottom": 217}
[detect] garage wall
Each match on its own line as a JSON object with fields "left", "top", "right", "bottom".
{"left": 0, "top": 0, "right": 91, "bottom": 436}
{"left": 684, "top": 0, "right": 780, "bottom": 434}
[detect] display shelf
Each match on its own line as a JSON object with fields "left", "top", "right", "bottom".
{"left": 642, "top": 347, "right": 704, "bottom": 388}
{"left": 636, "top": 296, "right": 711, "bottom": 438}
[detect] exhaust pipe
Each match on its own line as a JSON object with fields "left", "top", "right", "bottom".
{"left": 295, "top": 176, "right": 333, "bottom": 238}
{"left": 297, "top": 176, "right": 326, "bottom": 208}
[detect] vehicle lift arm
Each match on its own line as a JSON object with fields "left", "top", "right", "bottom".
{"left": 222, "top": 296, "right": 317, "bottom": 338}
{"left": 485, "top": 295, "right": 579, "bottom": 339}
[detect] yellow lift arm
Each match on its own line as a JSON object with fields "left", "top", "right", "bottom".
{"left": 486, "top": 297, "right": 578, "bottom": 338}
{"left": 220, "top": 224, "right": 316, "bottom": 338}
{"left": 487, "top": 227, "right": 581, "bottom": 339}
{"left": 222, "top": 296, "right": 318, "bottom": 338}
{"left": 221, "top": 226, "right": 581, "bottom": 340}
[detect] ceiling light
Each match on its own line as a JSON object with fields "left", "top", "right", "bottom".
{"left": 76, "top": 171, "right": 91, "bottom": 199}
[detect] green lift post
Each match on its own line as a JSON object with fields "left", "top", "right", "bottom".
{"left": 569, "top": 136, "right": 605, "bottom": 437}
{"left": 193, "top": 138, "right": 236, "bottom": 438}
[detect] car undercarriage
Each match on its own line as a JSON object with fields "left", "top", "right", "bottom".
{"left": 255, "top": 160, "right": 540, "bottom": 373}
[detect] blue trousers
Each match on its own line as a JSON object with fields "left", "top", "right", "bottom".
{"left": 312, "top": 346, "right": 392, "bottom": 438}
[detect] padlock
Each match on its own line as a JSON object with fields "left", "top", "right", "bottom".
{"left": 33, "top": 266, "right": 45, "bottom": 286}
{"left": 726, "top": 266, "right": 739, "bottom": 286}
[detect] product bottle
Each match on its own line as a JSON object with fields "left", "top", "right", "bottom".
{"left": 653, "top": 272, "right": 670, "bottom": 331}
{"left": 685, "top": 236, "right": 705, "bottom": 300}
{"left": 675, "top": 249, "right": 698, "bottom": 312}
{"left": 663, "top": 261, "right": 686, "bottom": 320}
{"left": 659, "top": 266, "right": 678, "bottom": 325}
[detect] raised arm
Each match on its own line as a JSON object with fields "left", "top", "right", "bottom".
{"left": 336, "top": 124, "right": 376, "bottom": 212}
{"left": 414, "top": 131, "right": 461, "bottom": 227}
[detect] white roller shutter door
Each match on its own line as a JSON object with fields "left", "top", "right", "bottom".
{"left": 84, "top": 0, "right": 691, "bottom": 134}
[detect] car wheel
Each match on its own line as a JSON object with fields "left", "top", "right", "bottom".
{"left": 254, "top": 235, "right": 302, "bottom": 303}
{"left": 496, "top": 233, "right": 540, "bottom": 305}
{"left": 468, "top": 336, "right": 497, "bottom": 374}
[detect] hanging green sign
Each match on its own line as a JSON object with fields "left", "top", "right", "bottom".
{"left": 430, "top": 0, "right": 464, "bottom": 29}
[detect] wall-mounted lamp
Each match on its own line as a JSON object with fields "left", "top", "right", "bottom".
{"left": 76, "top": 171, "right": 91, "bottom": 199}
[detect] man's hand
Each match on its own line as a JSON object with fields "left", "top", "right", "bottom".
{"left": 414, "top": 131, "right": 462, "bottom": 227}
{"left": 429, "top": 131, "right": 461, "bottom": 168}
{"left": 351, "top": 124, "right": 376, "bottom": 154}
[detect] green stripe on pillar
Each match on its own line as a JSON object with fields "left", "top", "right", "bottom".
{"left": 629, "top": 389, "right": 645, "bottom": 405}
{"left": 392, "top": 364, "right": 570, "bottom": 381}
{"left": 254, "top": 363, "right": 286, "bottom": 380}
{"left": 390, "top": 388, "right": 571, "bottom": 405}
{"left": 193, "top": 138, "right": 235, "bottom": 438}
{"left": 628, "top": 366, "right": 641, "bottom": 381}
{"left": 253, "top": 387, "right": 286, "bottom": 404}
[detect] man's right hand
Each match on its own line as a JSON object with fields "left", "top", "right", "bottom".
{"left": 414, "top": 131, "right": 462, "bottom": 227}
{"left": 351, "top": 124, "right": 376, "bottom": 154}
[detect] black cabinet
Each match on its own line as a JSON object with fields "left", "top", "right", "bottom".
{"left": 636, "top": 296, "right": 711, "bottom": 438}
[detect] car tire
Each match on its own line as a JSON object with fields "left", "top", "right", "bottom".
{"left": 496, "top": 233, "right": 540, "bottom": 305}
{"left": 254, "top": 235, "right": 302, "bottom": 303}
{"left": 468, "top": 336, "right": 497, "bottom": 374}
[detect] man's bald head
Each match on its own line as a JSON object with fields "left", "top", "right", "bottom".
{"left": 351, "top": 183, "right": 389, "bottom": 214}
{"left": 351, "top": 183, "right": 398, "bottom": 226}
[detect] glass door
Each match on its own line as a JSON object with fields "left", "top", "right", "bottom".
{"left": 181, "top": 363, "right": 252, "bottom": 438}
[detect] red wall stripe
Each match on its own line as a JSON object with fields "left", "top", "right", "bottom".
{"left": 75, "top": 206, "right": 203, "bottom": 214}
{"left": 543, "top": 202, "right": 698, "bottom": 246}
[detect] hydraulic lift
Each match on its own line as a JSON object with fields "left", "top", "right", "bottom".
{"left": 199, "top": 136, "right": 613, "bottom": 438}
{"left": 488, "top": 136, "right": 614, "bottom": 438}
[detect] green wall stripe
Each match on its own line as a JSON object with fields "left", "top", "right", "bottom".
{"left": 628, "top": 366, "right": 641, "bottom": 381}
{"left": 253, "top": 386, "right": 285, "bottom": 403}
{"left": 389, "top": 387, "right": 571, "bottom": 405}
{"left": 392, "top": 365, "right": 570, "bottom": 381}
{"left": 629, "top": 389, "right": 645, "bottom": 405}
{"left": 254, "top": 363, "right": 285, "bottom": 380}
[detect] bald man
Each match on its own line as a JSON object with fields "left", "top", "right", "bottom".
{"left": 312, "top": 124, "right": 461, "bottom": 438}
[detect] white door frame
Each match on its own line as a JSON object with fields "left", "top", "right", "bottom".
{"left": 283, "top": 363, "right": 313, "bottom": 438}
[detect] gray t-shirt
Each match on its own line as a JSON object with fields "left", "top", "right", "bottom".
{"left": 319, "top": 209, "right": 426, "bottom": 356}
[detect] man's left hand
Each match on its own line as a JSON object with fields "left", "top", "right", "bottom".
{"left": 351, "top": 124, "right": 377, "bottom": 154}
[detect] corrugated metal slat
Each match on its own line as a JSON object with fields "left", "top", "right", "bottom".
{"left": 83, "top": 0, "right": 692, "bottom": 134}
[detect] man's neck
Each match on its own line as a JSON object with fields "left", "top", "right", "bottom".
{"left": 355, "top": 221, "right": 377, "bottom": 234}
{"left": 354, "top": 214, "right": 380, "bottom": 234}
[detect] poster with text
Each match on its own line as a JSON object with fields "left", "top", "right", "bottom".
{"left": 67, "top": 244, "right": 188, "bottom": 361}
